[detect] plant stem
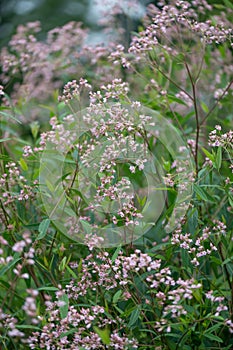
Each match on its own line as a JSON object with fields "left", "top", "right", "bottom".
{"left": 200, "top": 77, "right": 233, "bottom": 126}
{"left": 184, "top": 61, "right": 200, "bottom": 176}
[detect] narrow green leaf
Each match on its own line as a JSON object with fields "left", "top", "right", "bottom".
{"left": 193, "top": 184, "right": 215, "bottom": 202}
{"left": 16, "top": 325, "right": 41, "bottom": 331}
{"left": 162, "top": 158, "right": 171, "bottom": 172}
{"left": 66, "top": 265, "right": 78, "bottom": 279}
{"left": 194, "top": 184, "right": 209, "bottom": 201}
{"left": 204, "top": 333, "right": 223, "bottom": 343}
{"left": 201, "top": 101, "right": 209, "bottom": 113}
{"left": 213, "top": 4, "right": 226, "bottom": 9}
{"left": 111, "top": 246, "right": 122, "bottom": 262}
{"left": 167, "top": 94, "right": 187, "bottom": 106}
{"left": 19, "top": 158, "right": 28, "bottom": 171}
{"left": 181, "top": 249, "right": 190, "bottom": 269}
{"left": 0, "top": 138, "right": 11, "bottom": 143}
{"left": 0, "top": 254, "right": 21, "bottom": 277}
{"left": 59, "top": 256, "right": 67, "bottom": 272}
{"left": 223, "top": 0, "right": 233, "bottom": 10}
{"left": 45, "top": 179, "right": 55, "bottom": 193}
{"left": 192, "top": 289, "right": 202, "bottom": 303}
{"left": 210, "top": 256, "right": 222, "bottom": 265}
{"left": 93, "top": 326, "right": 111, "bottom": 345}
{"left": 36, "top": 219, "right": 51, "bottom": 241}
{"left": 80, "top": 220, "right": 92, "bottom": 234}
{"left": 222, "top": 256, "right": 233, "bottom": 265}
{"left": 54, "top": 172, "right": 72, "bottom": 187}
{"left": 202, "top": 147, "right": 215, "bottom": 162}
{"left": 0, "top": 111, "right": 22, "bottom": 124}
{"left": 215, "top": 147, "right": 222, "bottom": 170}
{"left": 38, "top": 104, "right": 56, "bottom": 113}
{"left": 128, "top": 307, "right": 140, "bottom": 328}
{"left": 30, "top": 121, "right": 40, "bottom": 139}
{"left": 205, "top": 323, "right": 223, "bottom": 334}
{"left": 59, "top": 293, "right": 69, "bottom": 319}
{"left": 60, "top": 328, "right": 79, "bottom": 338}
{"left": 187, "top": 208, "right": 198, "bottom": 233}
{"left": 228, "top": 195, "right": 233, "bottom": 208}
{"left": 113, "top": 305, "right": 124, "bottom": 314}
{"left": 35, "top": 260, "right": 50, "bottom": 272}
{"left": 37, "top": 286, "right": 59, "bottom": 292}
{"left": 113, "top": 290, "right": 122, "bottom": 304}
{"left": 226, "top": 263, "right": 233, "bottom": 275}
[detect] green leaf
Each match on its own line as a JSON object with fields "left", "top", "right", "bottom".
{"left": 204, "top": 333, "right": 223, "bottom": 343}
{"left": 128, "top": 307, "right": 140, "bottom": 328}
{"left": 59, "top": 256, "right": 67, "bottom": 272}
{"left": 16, "top": 325, "right": 41, "bottom": 331}
{"left": 0, "top": 111, "right": 22, "bottom": 124}
{"left": 222, "top": 256, "right": 233, "bottom": 265}
{"left": 181, "top": 249, "right": 190, "bottom": 269}
{"left": 65, "top": 265, "right": 78, "bottom": 279}
{"left": 113, "top": 290, "right": 122, "bottom": 304}
{"left": 210, "top": 256, "right": 222, "bottom": 265}
{"left": 93, "top": 326, "right": 111, "bottom": 345}
{"left": 19, "top": 158, "right": 28, "bottom": 171}
{"left": 167, "top": 94, "right": 187, "bottom": 106}
{"left": 0, "top": 254, "right": 21, "bottom": 277}
{"left": 187, "top": 208, "right": 198, "bottom": 233}
{"left": 162, "top": 158, "right": 171, "bottom": 172}
{"left": 111, "top": 246, "right": 122, "bottom": 262}
{"left": 201, "top": 101, "right": 209, "bottom": 113}
{"left": 228, "top": 194, "right": 233, "bottom": 208}
{"left": 193, "top": 184, "right": 215, "bottom": 202}
{"left": 113, "top": 304, "right": 124, "bottom": 314}
{"left": 223, "top": 0, "right": 233, "bottom": 10}
{"left": 30, "top": 121, "right": 40, "bottom": 139}
{"left": 0, "top": 138, "right": 12, "bottom": 143}
{"left": 35, "top": 260, "right": 50, "bottom": 272}
{"left": 38, "top": 104, "right": 56, "bottom": 113}
{"left": 205, "top": 323, "right": 222, "bottom": 334}
{"left": 54, "top": 172, "right": 72, "bottom": 187}
{"left": 36, "top": 219, "right": 51, "bottom": 241}
{"left": 45, "top": 179, "right": 55, "bottom": 193}
{"left": 226, "top": 263, "right": 233, "bottom": 275}
{"left": 60, "top": 328, "right": 79, "bottom": 338}
{"left": 192, "top": 289, "right": 202, "bottom": 303}
{"left": 80, "top": 220, "right": 92, "bottom": 234}
{"left": 213, "top": 4, "right": 226, "bottom": 9}
{"left": 37, "top": 286, "right": 59, "bottom": 291}
{"left": 215, "top": 147, "right": 222, "bottom": 170}
{"left": 202, "top": 147, "right": 215, "bottom": 162}
{"left": 59, "top": 293, "right": 69, "bottom": 319}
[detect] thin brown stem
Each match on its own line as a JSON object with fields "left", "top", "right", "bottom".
{"left": 48, "top": 231, "right": 58, "bottom": 258}
{"left": 150, "top": 60, "right": 194, "bottom": 101}
{"left": 200, "top": 77, "right": 233, "bottom": 126}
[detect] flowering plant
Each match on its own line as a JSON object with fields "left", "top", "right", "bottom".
{"left": 0, "top": 0, "right": 233, "bottom": 349}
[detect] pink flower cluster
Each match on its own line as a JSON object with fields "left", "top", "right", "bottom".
{"left": 58, "top": 78, "right": 92, "bottom": 104}
{"left": 29, "top": 284, "right": 138, "bottom": 349}
{"left": 171, "top": 221, "right": 227, "bottom": 266}
{"left": 35, "top": 246, "right": 230, "bottom": 338}
{"left": 209, "top": 125, "right": 233, "bottom": 148}
{"left": 0, "top": 21, "right": 88, "bottom": 102}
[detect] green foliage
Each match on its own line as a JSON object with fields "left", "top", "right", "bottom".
{"left": 0, "top": 1, "right": 233, "bottom": 349}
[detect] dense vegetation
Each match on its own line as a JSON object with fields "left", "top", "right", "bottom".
{"left": 0, "top": 0, "right": 233, "bottom": 349}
